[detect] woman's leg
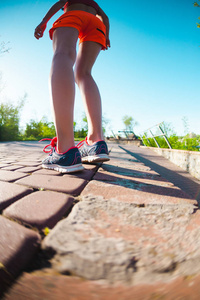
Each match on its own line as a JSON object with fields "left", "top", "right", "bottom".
{"left": 74, "top": 41, "right": 103, "bottom": 145}
{"left": 51, "top": 27, "right": 79, "bottom": 153}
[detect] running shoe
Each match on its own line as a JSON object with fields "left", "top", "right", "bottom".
{"left": 40, "top": 137, "right": 84, "bottom": 173}
{"left": 77, "top": 137, "right": 110, "bottom": 163}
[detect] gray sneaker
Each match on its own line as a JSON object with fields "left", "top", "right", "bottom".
{"left": 77, "top": 138, "right": 110, "bottom": 163}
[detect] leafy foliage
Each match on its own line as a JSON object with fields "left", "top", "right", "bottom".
{"left": 0, "top": 99, "right": 110, "bottom": 141}
{"left": 141, "top": 122, "right": 200, "bottom": 151}
{"left": 0, "top": 98, "right": 25, "bottom": 141}
{"left": 74, "top": 128, "right": 87, "bottom": 139}
{"left": 0, "top": 97, "right": 199, "bottom": 151}
{"left": 194, "top": 1, "right": 200, "bottom": 27}
{"left": 182, "top": 116, "right": 189, "bottom": 135}
{"left": 160, "top": 122, "right": 175, "bottom": 137}
{"left": 0, "top": 40, "right": 11, "bottom": 56}
{"left": 81, "top": 112, "right": 110, "bottom": 136}
{"left": 23, "top": 117, "right": 56, "bottom": 141}
{"left": 122, "top": 115, "right": 138, "bottom": 132}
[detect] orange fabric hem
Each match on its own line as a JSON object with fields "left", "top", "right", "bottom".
{"left": 49, "top": 10, "right": 106, "bottom": 50}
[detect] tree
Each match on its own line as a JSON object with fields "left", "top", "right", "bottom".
{"left": 194, "top": 1, "right": 200, "bottom": 28}
{"left": 160, "top": 121, "right": 176, "bottom": 137}
{"left": 0, "top": 72, "right": 4, "bottom": 94}
{"left": 73, "top": 121, "right": 77, "bottom": 132}
{"left": 102, "top": 115, "right": 110, "bottom": 136}
{"left": 194, "top": 1, "right": 200, "bottom": 7}
{"left": 0, "top": 39, "right": 11, "bottom": 92}
{"left": 0, "top": 38, "right": 20, "bottom": 141}
{"left": 82, "top": 113, "right": 88, "bottom": 132}
{"left": 122, "top": 115, "right": 138, "bottom": 132}
{"left": 0, "top": 96, "right": 26, "bottom": 141}
{"left": 182, "top": 116, "right": 189, "bottom": 136}
{"left": 0, "top": 40, "right": 11, "bottom": 56}
{"left": 81, "top": 112, "right": 110, "bottom": 136}
{"left": 24, "top": 116, "right": 56, "bottom": 140}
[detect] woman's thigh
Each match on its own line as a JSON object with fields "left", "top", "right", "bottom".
{"left": 52, "top": 27, "right": 79, "bottom": 60}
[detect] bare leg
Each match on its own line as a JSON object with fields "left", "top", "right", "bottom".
{"left": 51, "top": 27, "right": 79, "bottom": 153}
{"left": 74, "top": 41, "right": 103, "bottom": 145}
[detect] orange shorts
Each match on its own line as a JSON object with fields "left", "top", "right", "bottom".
{"left": 49, "top": 10, "right": 106, "bottom": 50}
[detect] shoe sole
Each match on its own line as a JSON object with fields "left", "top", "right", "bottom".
{"left": 42, "top": 163, "right": 84, "bottom": 173}
{"left": 82, "top": 154, "right": 110, "bottom": 163}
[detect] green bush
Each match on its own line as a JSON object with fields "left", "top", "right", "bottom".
{"left": 142, "top": 135, "right": 200, "bottom": 151}
{"left": 23, "top": 117, "right": 56, "bottom": 140}
{"left": 74, "top": 128, "right": 87, "bottom": 139}
{"left": 23, "top": 118, "right": 87, "bottom": 140}
{"left": 0, "top": 101, "right": 24, "bottom": 141}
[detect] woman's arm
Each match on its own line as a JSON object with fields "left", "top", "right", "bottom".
{"left": 34, "top": 0, "right": 67, "bottom": 39}
{"left": 97, "top": 7, "right": 110, "bottom": 49}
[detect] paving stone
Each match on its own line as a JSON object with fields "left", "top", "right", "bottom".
{"left": 81, "top": 180, "right": 198, "bottom": 206}
{"left": 109, "top": 150, "right": 138, "bottom": 157}
{"left": 42, "top": 198, "right": 200, "bottom": 284}
{"left": 109, "top": 155, "right": 138, "bottom": 163}
{"left": 94, "top": 168, "right": 174, "bottom": 187}
{"left": 4, "top": 272, "right": 200, "bottom": 300}
{"left": 0, "top": 163, "right": 10, "bottom": 168}
{"left": 3, "top": 157, "right": 21, "bottom": 161}
{"left": 3, "top": 160, "right": 17, "bottom": 164}
{"left": 1, "top": 165, "right": 25, "bottom": 171}
{"left": 66, "top": 168, "right": 95, "bottom": 181}
{"left": 16, "top": 174, "right": 88, "bottom": 196}
{"left": 0, "top": 170, "right": 29, "bottom": 183}
{"left": 0, "top": 216, "right": 41, "bottom": 294}
{"left": 16, "top": 158, "right": 42, "bottom": 162}
{"left": 94, "top": 170, "right": 192, "bottom": 198}
{"left": 3, "top": 191, "right": 74, "bottom": 230}
{"left": 15, "top": 166, "right": 42, "bottom": 173}
{"left": 82, "top": 163, "right": 99, "bottom": 171}
{"left": 108, "top": 159, "right": 153, "bottom": 172}
{"left": 0, "top": 181, "right": 33, "bottom": 210}
{"left": 109, "top": 148, "right": 133, "bottom": 158}
{"left": 101, "top": 163, "right": 159, "bottom": 177}
{"left": 13, "top": 161, "right": 41, "bottom": 167}
{"left": 32, "top": 169, "right": 62, "bottom": 176}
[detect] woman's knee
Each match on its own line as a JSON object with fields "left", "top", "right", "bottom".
{"left": 74, "top": 65, "right": 91, "bottom": 84}
{"left": 53, "top": 47, "right": 76, "bottom": 64}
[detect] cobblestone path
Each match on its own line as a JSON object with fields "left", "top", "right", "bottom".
{"left": 1, "top": 141, "right": 200, "bottom": 300}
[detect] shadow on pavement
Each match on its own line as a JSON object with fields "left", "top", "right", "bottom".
{"left": 120, "top": 146, "right": 200, "bottom": 205}
{"left": 94, "top": 167, "right": 193, "bottom": 200}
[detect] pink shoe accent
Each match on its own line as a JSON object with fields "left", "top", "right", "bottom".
{"left": 55, "top": 146, "right": 77, "bottom": 155}
{"left": 77, "top": 137, "right": 105, "bottom": 147}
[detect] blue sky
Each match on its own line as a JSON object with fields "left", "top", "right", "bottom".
{"left": 0, "top": 0, "right": 200, "bottom": 136}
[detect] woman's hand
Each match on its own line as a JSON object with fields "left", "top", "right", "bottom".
{"left": 34, "top": 21, "right": 47, "bottom": 39}
{"left": 106, "top": 38, "right": 111, "bottom": 50}
{"left": 34, "top": 1, "right": 66, "bottom": 40}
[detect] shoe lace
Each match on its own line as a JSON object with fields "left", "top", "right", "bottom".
{"left": 39, "top": 137, "right": 57, "bottom": 153}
